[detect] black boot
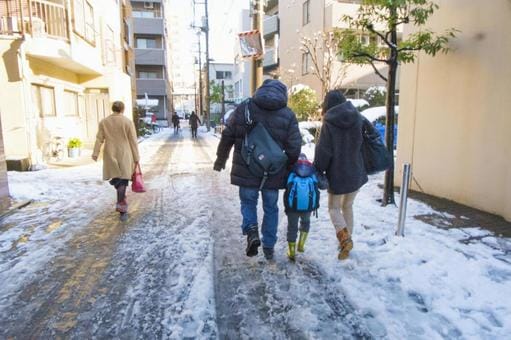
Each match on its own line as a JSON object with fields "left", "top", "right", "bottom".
{"left": 246, "top": 226, "right": 261, "bottom": 257}
{"left": 263, "top": 247, "right": 274, "bottom": 260}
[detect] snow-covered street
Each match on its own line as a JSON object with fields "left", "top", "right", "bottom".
{"left": 0, "top": 127, "right": 510, "bottom": 339}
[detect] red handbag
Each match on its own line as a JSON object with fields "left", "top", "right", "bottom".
{"left": 131, "top": 163, "right": 146, "bottom": 193}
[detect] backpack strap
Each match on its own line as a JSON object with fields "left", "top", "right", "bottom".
{"left": 244, "top": 99, "right": 253, "bottom": 126}
{"left": 243, "top": 99, "right": 252, "bottom": 151}
{"left": 259, "top": 171, "right": 268, "bottom": 190}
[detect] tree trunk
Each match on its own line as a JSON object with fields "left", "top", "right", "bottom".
{"left": 382, "top": 27, "right": 398, "bottom": 206}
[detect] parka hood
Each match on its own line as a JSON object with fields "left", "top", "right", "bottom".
{"left": 324, "top": 101, "right": 360, "bottom": 129}
{"left": 253, "top": 79, "right": 288, "bottom": 111}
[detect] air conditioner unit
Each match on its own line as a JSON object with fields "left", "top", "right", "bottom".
{"left": 144, "top": 2, "right": 154, "bottom": 9}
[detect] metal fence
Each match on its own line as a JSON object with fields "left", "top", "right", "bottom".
{"left": 0, "top": 0, "right": 68, "bottom": 40}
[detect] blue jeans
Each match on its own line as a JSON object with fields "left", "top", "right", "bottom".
{"left": 239, "top": 186, "right": 279, "bottom": 249}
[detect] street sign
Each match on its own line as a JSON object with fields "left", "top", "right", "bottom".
{"left": 238, "top": 30, "right": 264, "bottom": 58}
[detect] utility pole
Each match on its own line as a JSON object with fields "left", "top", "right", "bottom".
{"left": 251, "top": 0, "right": 263, "bottom": 95}
{"left": 197, "top": 32, "right": 203, "bottom": 117}
{"left": 204, "top": 0, "right": 211, "bottom": 131}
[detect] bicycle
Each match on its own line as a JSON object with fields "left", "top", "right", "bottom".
{"left": 151, "top": 123, "right": 161, "bottom": 133}
{"left": 43, "top": 136, "right": 64, "bottom": 162}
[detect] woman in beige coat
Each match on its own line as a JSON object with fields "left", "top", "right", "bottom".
{"left": 92, "top": 101, "right": 140, "bottom": 218}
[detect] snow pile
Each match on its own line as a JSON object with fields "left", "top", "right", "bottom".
{"left": 300, "top": 176, "right": 511, "bottom": 338}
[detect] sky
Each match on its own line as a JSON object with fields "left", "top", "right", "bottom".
{"left": 168, "top": 0, "right": 249, "bottom": 88}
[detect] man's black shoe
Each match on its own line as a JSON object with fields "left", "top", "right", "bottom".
{"left": 246, "top": 226, "right": 261, "bottom": 257}
{"left": 263, "top": 247, "right": 274, "bottom": 260}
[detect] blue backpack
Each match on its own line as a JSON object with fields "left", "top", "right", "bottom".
{"left": 284, "top": 168, "right": 320, "bottom": 213}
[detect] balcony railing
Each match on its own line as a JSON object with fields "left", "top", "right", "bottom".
{"left": 263, "top": 47, "right": 278, "bottom": 68}
{"left": 0, "top": 0, "right": 69, "bottom": 40}
{"left": 263, "top": 15, "right": 278, "bottom": 38}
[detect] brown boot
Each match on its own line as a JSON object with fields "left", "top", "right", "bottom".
{"left": 336, "top": 228, "right": 353, "bottom": 260}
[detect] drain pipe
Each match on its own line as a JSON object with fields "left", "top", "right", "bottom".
{"left": 396, "top": 163, "right": 412, "bottom": 237}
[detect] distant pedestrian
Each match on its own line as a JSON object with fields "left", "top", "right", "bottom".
{"left": 214, "top": 79, "right": 301, "bottom": 260}
{"left": 92, "top": 101, "right": 140, "bottom": 221}
{"left": 171, "top": 111, "right": 180, "bottom": 134}
{"left": 189, "top": 111, "right": 201, "bottom": 138}
{"left": 151, "top": 113, "right": 157, "bottom": 131}
{"left": 314, "top": 90, "right": 379, "bottom": 260}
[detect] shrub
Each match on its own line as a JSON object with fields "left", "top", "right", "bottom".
{"left": 67, "top": 138, "right": 82, "bottom": 149}
{"left": 288, "top": 87, "right": 319, "bottom": 121}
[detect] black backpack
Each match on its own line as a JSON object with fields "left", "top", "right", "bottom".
{"left": 240, "top": 100, "right": 289, "bottom": 190}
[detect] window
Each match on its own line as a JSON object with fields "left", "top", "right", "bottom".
{"left": 103, "top": 25, "right": 116, "bottom": 65}
{"left": 73, "top": 0, "right": 95, "bottom": 45}
{"left": 63, "top": 91, "right": 79, "bottom": 116}
{"left": 136, "top": 37, "right": 157, "bottom": 48}
{"left": 215, "top": 71, "right": 232, "bottom": 80}
{"left": 32, "top": 85, "right": 56, "bottom": 117}
{"left": 78, "top": 95, "right": 86, "bottom": 117}
{"left": 132, "top": 11, "right": 156, "bottom": 18}
{"left": 302, "top": 52, "right": 311, "bottom": 75}
{"left": 123, "top": 18, "right": 132, "bottom": 46}
{"left": 226, "top": 85, "right": 234, "bottom": 99}
{"left": 302, "top": 0, "right": 310, "bottom": 26}
{"left": 360, "top": 35, "right": 370, "bottom": 46}
{"left": 138, "top": 71, "right": 159, "bottom": 79}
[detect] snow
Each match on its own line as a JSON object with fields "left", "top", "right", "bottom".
{"left": 347, "top": 98, "right": 370, "bottom": 108}
{"left": 299, "top": 120, "right": 322, "bottom": 130}
{"left": 1, "top": 126, "right": 510, "bottom": 338}
{"left": 361, "top": 105, "right": 400, "bottom": 122}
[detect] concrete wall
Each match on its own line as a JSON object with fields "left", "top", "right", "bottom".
{"left": 279, "top": 0, "right": 324, "bottom": 96}
{"left": 396, "top": 0, "right": 511, "bottom": 221}
{"left": 0, "top": 39, "right": 30, "bottom": 159}
{"left": 0, "top": 113, "right": 9, "bottom": 202}
{"left": 279, "top": 0, "right": 387, "bottom": 99}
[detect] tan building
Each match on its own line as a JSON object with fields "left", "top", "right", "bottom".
{"left": 396, "top": 0, "right": 511, "bottom": 221}
{"left": 279, "top": 0, "right": 388, "bottom": 99}
{"left": 0, "top": 115, "right": 8, "bottom": 206}
{"left": 0, "top": 0, "right": 134, "bottom": 168}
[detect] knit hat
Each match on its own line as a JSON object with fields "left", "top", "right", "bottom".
{"left": 322, "top": 90, "right": 346, "bottom": 114}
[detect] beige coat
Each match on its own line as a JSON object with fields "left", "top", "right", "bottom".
{"left": 93, "top": 113, "right": 140, "bottom": 180}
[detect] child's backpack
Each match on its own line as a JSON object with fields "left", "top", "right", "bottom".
{"left": 284, "top": 160, "right": 320, "bottom": 213}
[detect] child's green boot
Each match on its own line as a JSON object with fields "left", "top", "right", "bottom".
{"left": 297, "top": 231, "right": 308, "bottom": 253}
{"left": 287, "top": 242, "right": 296, "bottom": 261}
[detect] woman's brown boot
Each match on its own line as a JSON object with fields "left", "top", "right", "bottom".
{"left": 336, "top": 228, "right": 353, "bottom": 260}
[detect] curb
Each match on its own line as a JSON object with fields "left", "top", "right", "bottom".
{"left": 0, "top": 200, "right": 33, "bottom": 221}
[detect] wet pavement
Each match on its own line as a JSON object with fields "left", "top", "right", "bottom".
{"left": 0, "top": 128, "right": 372, "bottom": 339}
{"left": 3, "top": 127, "right": 508, "bottom": 339}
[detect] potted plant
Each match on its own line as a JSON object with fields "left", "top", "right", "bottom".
{"left": 67, "top": 138, "right": 82, "bottom": 158}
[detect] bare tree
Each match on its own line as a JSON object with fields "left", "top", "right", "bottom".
{"left": 300, "top": 31, "right": 347, "bottom": 98}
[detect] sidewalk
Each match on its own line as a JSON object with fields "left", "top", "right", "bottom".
{"left": 45, "top": 148, "right": 95, "bottom": 169}
{"left": 409, "top": 190, "right": 511, "bottom": 239}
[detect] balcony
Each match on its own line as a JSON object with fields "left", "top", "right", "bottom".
{"left": 0, "top": 0, "right": 69, "bottom": 40}
{"left": 264, "top": 15, "right": 278, "bottom": 38}
{"left": 135, "top": 48, "right": 165, "bottom": 65}
{"left": 133, "top": 17, "right": 164, "bottom": 35}
{"left": 263, "top": 48, "right": 278, "bottom": 68}
{"left": 136, "top": 78, "right": 167, "bottom": 96}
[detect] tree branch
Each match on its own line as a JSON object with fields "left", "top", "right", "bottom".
{"left": 352, "top": 52, "right": 388, "bottom": 63}
{"left": 369, "top": 61, "right": 387, "bottom": 82}
{"left": 366, "top": 24, "right": 392, "bottom": 47}
{"left": 397, "top": 46, "right": 422, "bottom": 53}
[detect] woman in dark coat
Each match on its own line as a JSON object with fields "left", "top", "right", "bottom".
{"left": 314, "top": 90, "right": 379, "bottom": 260}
